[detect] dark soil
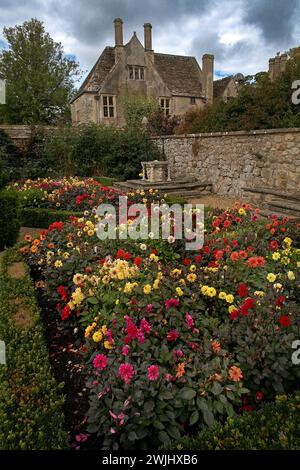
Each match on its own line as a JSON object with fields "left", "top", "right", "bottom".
{"left": 33, "top": 269, "right": 101, "bottom": 450}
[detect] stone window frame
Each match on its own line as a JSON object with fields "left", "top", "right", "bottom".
{"left": 159, "top": 97, "right": 171, "bottom": 116}
{"left": 190, "top": 96, "right": 196, "bottom": 105}
{"left": 128, "top": 65, "right": 145, "bottom": 80}
{"left": 101, "top": 95, "right": 116, "bottom": 118}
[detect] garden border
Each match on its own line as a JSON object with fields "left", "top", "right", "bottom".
{"left": 0, "top": 246, "right": 69, "bottom": 449}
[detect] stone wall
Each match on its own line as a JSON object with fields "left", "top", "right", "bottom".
{"left": 153, "top": 128, "right": 300, "bottom": 197}
{"left": 0, "top": 125, "right": 33, "bottom": 149}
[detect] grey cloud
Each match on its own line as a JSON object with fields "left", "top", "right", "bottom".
{"left": 244, "top": 0, "right": 299, "bottom": 46}
{"left": 0, "top": 0, "right": 299, "bottom": 78}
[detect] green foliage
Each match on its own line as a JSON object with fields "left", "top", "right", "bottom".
{"left": 0, "top": 188, "right": 20, "bottom": 250}
{"left": 38, "top": 124, "right": 161, "bottom": 180}
{"left": 178, "top": 48, "right": 300, "bottom": 133}
{"left": 0, "top": 18, "right": 81, "bottom": 124}
{"left": 165, "top": 393, "right": 300, "bottom": 450}
{"left": 0, "top": 248, "right": 69, "bottom": 449}
{"left": 121, "top": 93, "right": 160, "bottom": 130}
{"left": 21, "top": 207, "right": 82, "bottom": 228}
{"left": 92, "top": 176, "right": 118, "bottom": 186}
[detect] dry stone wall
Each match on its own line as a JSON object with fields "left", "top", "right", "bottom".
{"left": 153, "top": 128, "right": 300, "bottom": 197}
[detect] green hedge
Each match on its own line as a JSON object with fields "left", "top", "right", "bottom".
{"left": 0, "top": 189, "right": 21, "bottom": 250}
{"left": 92, "top": 176, "right": 118, "bottom": 187}
{"left": 21, "top": 207, "right": 82, "bottom": 228}
{"left": 165, "top": 394, "right": 300, "bottom": 450}
{"left": 0, "top": 248, "right": 69, "bottom": 449}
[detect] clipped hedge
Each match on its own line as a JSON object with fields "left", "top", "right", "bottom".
{"left": 0, "top": 248, "right": 69, "bottom": 449}
{"left": 21, "top": 207, "right": 82, "bottom": 228}
{"left": 0, "top": 189, "right": 21, "bottom": 250}
{"left": 165, "top": 394, "right": 300, "bottom": 450}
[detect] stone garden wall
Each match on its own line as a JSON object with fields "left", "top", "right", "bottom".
{"left": 153, "top": 128, "right": 300, "bottom": 197}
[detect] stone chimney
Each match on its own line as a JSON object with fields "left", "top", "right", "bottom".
{"left": 274, "top": 53, "right": 281, "bottom": 80}
{"left": 114, "top": 18, "right": 123, "bottom": 46}
{"left": 144, "top": 23, "right": 154, "bottom": 64}
{"left": 268, "top": 58, "right": 275, "bottom": 81}
{"left": 280, "top": 53, "right": 288, "bottom": 73}
{"left": 202, "top": 54, "right": 214, "bottom": 104}
{"left": 144, "top": 23, "right": 152, "bottom": 51}
{"left": 114, "top": 18, "right": 124, "bottom": 63}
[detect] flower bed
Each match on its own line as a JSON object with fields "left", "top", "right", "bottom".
{"left": 19, "top": 196, "right": 300, "bottom": 450}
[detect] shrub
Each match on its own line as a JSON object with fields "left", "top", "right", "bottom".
{"left": 21, "top": 207, "right": 82, "bottom": 228}
{"left": 0, "top": 248, "right": 68, "bottom": 449}
{"left": 0, "top": 188, "right": 20, "bottom": 250}
{"left": 38, "top": 124, "right": 162, "bottom": 179}
{"left": 164, "top": 393, "right": 300, "bottom": 450}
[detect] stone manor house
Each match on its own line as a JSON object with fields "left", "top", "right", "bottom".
{"left": 71, "top": 19, "right": 219, "bottom": 126}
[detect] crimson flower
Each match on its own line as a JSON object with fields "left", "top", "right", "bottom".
{"left": 61, "top": 305, "right": 71, "bottom": 321}
{"left": 238, "top": 283, "right": 249, "bottom": 298}
{"left": 167, "top": 329, "right": 180, "bottom": 341}
{"left": 279, "top": 315, "right": 292, "bottom": 328}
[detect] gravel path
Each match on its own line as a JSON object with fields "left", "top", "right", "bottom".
{"left": 188, "top": 195, "right": 242, "bottom": 209}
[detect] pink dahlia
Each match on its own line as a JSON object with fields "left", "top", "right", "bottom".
{"left": 148, "top": 365, "right": 160, "bottom": 381}
{"left": 119, "top": 363, "right": 135, "bottom": 384}
{"left": 93, "top": 354, "right": 108, "bottom": 370}
{"left": 165, "top": 298, "right": 179, "bottom": 310}
{"left": 185, "top": 313, "right": 194, "bottom": 329}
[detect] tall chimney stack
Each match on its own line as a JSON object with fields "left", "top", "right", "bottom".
{"left": 202, "top": 54, "right": 214, "bottom": 105}
{"left": 269, "top": 58, "right": 275, "bottom": 81}
{"left": 144, "top": 23, "right": 152, "bottom": 51}
{"left": 114, "top": 18, "right": 123, "bottom": 46}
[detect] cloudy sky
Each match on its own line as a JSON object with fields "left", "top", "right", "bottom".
{"left": 0, "top": 0, "right": 299, "bottom": 82}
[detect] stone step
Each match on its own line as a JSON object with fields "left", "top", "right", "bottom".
{"left": 267, "top": 199, "right": 300, "bottom": 218}
{"left": 164, "top": 190, "right": 211, "bottom": 198}
{"left": 114, "top": 180, "right": 212, "bottom": 192}
{"left": 260, "top": 209, "right": 299, "bottom": 220}
{"left": 243, "top": 187, "right": 300, "bottom": 203}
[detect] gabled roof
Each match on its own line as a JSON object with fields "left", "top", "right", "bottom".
{"left": 213, "top": 76, "right": 233, "bottom": 98}
{"left": 71, "top": 46, "right": 115, "bottom": 103}
{"left": 154, "top": 53, "right": 203, "bottom": 96}
{"left": 71, "top": 45, "right": 204, "bottom": 103}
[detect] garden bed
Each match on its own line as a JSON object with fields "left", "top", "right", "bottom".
{"left": 2, "top": 173, "right": 300, "bottom": 450}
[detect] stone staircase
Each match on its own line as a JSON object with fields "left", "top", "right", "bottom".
{"left": 114, "top": 178, "right": 212, "bottom": 199}
{"left": 243, "top": 187, "right": 300, "bottom": 220}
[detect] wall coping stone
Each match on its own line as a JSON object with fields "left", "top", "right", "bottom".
{"left": 152, "top": 127, "right": 300, "bottom": 140}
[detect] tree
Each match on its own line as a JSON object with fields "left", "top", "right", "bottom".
{"left": 121, "top": 92, "right": 160, "bottom": 130}
{"left": 177, "top": 48, "right": 300, "bottom": 134}
{"left": 0, "top": 18, "right": 81, "bottom": 124}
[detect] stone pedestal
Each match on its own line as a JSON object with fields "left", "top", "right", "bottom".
{"left": 141, "top": 160, "right": 171, "bottom": 182}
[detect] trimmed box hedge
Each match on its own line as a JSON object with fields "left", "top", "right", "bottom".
{"left": 165, "top": 394, "right": 300, "bottom": 450}
{"left": 0, "top": 247, "right": 69, "bottom": 449}
{"left": 0, "top": 189, "right": 21, "bottom": 250}
{"left": 21, "top": 207, "right": 82, "bottom": 228}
